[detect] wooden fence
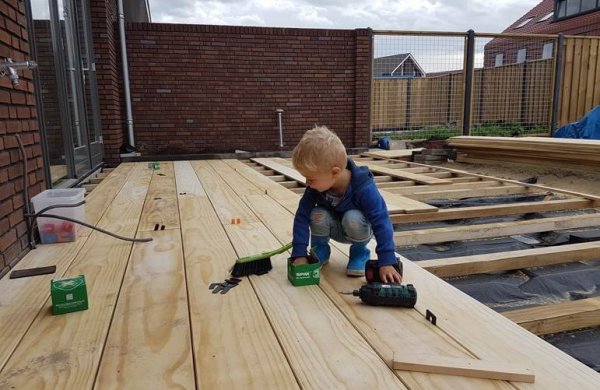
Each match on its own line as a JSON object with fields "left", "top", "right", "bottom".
{"left": 559, "top": 37, "right": 600, "bottom": 127}
{"left": 371, "top": 59, "right": 554, "bottom": 131}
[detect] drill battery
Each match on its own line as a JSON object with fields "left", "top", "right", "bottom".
{"left": 365, "top": 259, "right": 403, "bottom": 283}
{"left": 352, "top": 282, "right": 417, "bottom": 308}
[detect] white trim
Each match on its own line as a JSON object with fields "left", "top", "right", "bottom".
{"left": 390, "top": 54, "right": 427, "bottom": 77}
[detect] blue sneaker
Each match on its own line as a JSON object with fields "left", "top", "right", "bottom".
{"left": 310, "top": 235, "right": 330, "bottom": 265}
{"left": 346, "top": 243, "right": 370, "bottom": 276}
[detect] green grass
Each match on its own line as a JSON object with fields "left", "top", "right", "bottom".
{"left": 372, "top": 124, "right": 549, "bottom": 141}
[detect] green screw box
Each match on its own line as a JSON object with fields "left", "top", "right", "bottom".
{"left": 51, "top": 275, "right": 89, "bottom": 315}
{"left": 288, "top": 257, "right": 321, "bottom": 287}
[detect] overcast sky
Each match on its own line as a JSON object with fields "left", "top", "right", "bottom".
{"left": 148, "top": 0, "right": 541, "bottom": 33}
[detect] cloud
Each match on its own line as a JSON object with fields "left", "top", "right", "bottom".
{"left": 149, "top": 0, "right": 541, "bottom": 33}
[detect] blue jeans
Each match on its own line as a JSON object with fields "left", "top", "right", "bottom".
{"left": 310, "top": 207, "right": 373, "bottom": 245}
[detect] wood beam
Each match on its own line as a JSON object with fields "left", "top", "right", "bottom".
{"left": 418, "top": 241, "right": 600, "bottom": 277}
{"left": 390, "top": 198, "right": 593, "bottom": 224}
{"left": 392, "top": 354, "right": 535, "bottom": 383}
{"left": 394, "top": 214, "right": 600, "bottom": 246}
{"left": 503, "top": 297, "right": 600, "bottom": 336}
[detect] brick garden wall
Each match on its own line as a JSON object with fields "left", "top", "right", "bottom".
{"left": 1, "top": 0, "right": 45, "bottom": 277}
{"left": 123, "top": 24, "right": 372, "bottom": 154}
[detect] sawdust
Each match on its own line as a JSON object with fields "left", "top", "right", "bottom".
{"left": 434, "top": 160, "right": 600, "bottom": 197}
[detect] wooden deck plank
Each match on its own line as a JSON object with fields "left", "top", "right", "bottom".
{"left": 418, "top": 241, "right": 600, "bottom": 278}
{"left": 80, "top": 163, "right": 135, "bottom": 237}
{"left": 94, "top": 164, "right": 194, "bottom": 388}
{"left": 174, "top": 161, "right": 298, "bottom": 389}
{"left": 138, "top": 161, "right": 179, "bottom": 232}
{"left": 403, "top": 258, "right": 600, "bottom": 389}
{"left": 389, "top": 199, "right": 593, "bottom": 224}
{"left": 0, "top": 163, "right": 136, "bottom": 372}
{"left": 94, "top": 230, "right": 195, "bottom": 389}
{"left": 0, "top": 163, "right": 152, "bottom": 389}
{"left": 394, "top": 214, "right": 600, "bottom": 246}
{"left": 198, "top": 161, "right": 407, "bottom": 389}
{"left": 503, "top": 297, "right": 600, "bottom": 336}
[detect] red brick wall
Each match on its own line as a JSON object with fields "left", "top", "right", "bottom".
{"left": 123, "top": 23, "right": 372, "bottom": 154}
{"left": 1, "top": 0, "right": 45, "bottom": 277}
{"left": 90, "top": 0, "right": 123, "bottom": 164}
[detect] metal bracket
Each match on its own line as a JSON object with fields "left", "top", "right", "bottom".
{"left": 425, "top": 309, "right": 437, "bottom": 326}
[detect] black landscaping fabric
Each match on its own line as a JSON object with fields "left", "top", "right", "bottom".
{"left": 393, "top": 195, "right": 600, "bottom": 372}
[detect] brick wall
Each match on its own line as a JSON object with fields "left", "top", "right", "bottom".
{"left": 123, "top": 24, "right": 372, "bottom": 154}
{"left": 1, "top": 0, "right": 45, "bottom": 277}
{"left": 90, "top": 0, "right": 123, "bottom": 164}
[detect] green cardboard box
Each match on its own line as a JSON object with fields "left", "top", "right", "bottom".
{"left": 51, "top": 275, "right": 89, "bottom": 315}
{"left": 288, "top": 257, "right": 321, "bottom": 286}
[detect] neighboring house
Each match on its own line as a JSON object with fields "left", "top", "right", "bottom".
{"left": 484, "top": 0, "right": 600, "bottom": 67}
{"left": 373, "top": 53, "right": 426, "bottom": 78}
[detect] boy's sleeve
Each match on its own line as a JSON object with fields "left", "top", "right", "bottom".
{"left": 356, "top": 184, "right": 397, "bottom": 266}
{"left": 291, "top": 190, "right": 316, "bottom": 258}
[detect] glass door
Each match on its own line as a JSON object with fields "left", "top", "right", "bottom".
{"left": 29, "top": 0, "right": 103, "bottom": 186}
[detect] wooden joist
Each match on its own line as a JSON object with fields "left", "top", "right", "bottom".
{"left": 503, "top": 297, "right": 600, "bottom": 336}
{"left": 357, "top": 161, "right": 453, "bottom": 185}
{"left": 418, "top": 241, "right": 600, "bottom": 277}
{"left": 390, "top": 198, "right": 593, "bottom": 224}
{"left": 394, "top": 213, "right": 600, "bottom": 246}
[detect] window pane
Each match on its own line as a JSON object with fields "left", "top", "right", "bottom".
{"left": 517, "top": 49, "right": 527, "bottom": 64}
{"left": 557, "top": 0, "right": 567, "bottom": 17}
{"left": 543, "top": 42, "right": 554, "bottom": 59}
{"left": 567, "top": 0, "right": 582, "bottom": 16}
{"left": 581, "top": 0, "right": 596, "bottom": 11}
{"left": 495, "top": 53, "right": 504, "bottom": 67}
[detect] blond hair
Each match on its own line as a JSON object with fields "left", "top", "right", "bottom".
{"left": 292, "top": 126, "right": 347, "bottom": 173}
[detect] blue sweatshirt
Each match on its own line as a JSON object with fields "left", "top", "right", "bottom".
{"left": 291, "top": 159, "right": 397, "bottom": 266}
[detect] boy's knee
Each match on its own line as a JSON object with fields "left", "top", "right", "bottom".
{"left": 310, "top": 207, "right": 331, "bottom": 229}
{"left": 342, "top": 210, "right": 372, "bottom": 242}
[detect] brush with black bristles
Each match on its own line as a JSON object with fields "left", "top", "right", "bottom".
{"left": 230, "top": 242, "right": 293, "bottom": 277}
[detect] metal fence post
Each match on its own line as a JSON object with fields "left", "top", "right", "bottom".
{"left": 463, "top": 29, "right": 475, "bottom": 136}
{"left": 551, "top": 33, "right": 565, "bottom": 136}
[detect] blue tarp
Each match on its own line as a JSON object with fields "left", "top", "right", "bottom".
{"left": 554, "top": 105, "right": 600, "bottom": 140}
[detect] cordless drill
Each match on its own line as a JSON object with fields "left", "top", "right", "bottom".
{"left": 351, "top": 282, "right": 417, "bottom": 308}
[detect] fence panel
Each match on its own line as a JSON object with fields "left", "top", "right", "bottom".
{"left": 372, "top": 32, "right": 558, "bottom": 139}
{"left": 559, "top": 37, "right": 600, "bottom": 127}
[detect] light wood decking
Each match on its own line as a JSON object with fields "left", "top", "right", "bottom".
{"left": 1, "top": 160, "right": 599, "bottom": 389}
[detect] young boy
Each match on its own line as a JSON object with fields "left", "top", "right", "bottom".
{"left": 290, "top": 126, "right": 402, "bottom": 283}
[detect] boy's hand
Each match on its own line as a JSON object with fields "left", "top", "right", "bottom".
{"left": 379, "top": 265, "right": 402, "bottom": 283}
{"left": 293, "top": 256, "right": 309, "bottom": 265}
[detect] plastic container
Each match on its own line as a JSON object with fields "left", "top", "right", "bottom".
{"left": 31, "top": 188, "right": 85, "bottom": 244}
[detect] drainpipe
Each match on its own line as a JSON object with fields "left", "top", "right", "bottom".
{"left": 276, "top": 108, "right": 284, "bottom": 149}
{"left": 118, "top": 0, "right": 135, "bottom": 150}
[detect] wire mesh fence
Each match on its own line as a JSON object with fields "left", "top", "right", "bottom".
{"left": 371, "top": 32, "right": 465, "bottom": 141}
{"left": 371, "top": 31, "right": 559, "bottom": 141}
{"left": 474, "top": 34, "right": 557, "bottom": 136}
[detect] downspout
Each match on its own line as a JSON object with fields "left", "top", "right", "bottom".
{"left": 118, "top": 0, "right": 136, "bottom": 150}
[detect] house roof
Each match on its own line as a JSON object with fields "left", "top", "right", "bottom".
{"left": 503, "top": 0, "right": 600, "bottom": 35}
{"left": 373, "top": 53, "right": 426, "bottom": 76}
